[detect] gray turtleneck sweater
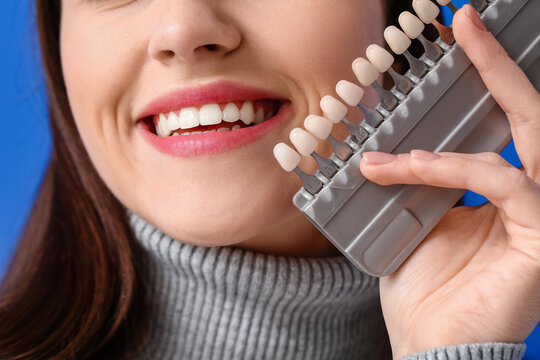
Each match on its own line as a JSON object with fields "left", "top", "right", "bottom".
{"left": 129, "top": 213, "right": 526, "bottom": 360}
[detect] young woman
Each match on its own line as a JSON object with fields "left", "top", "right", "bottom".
{"left": 0, "top": 0, "right": 538, "bottom": 359}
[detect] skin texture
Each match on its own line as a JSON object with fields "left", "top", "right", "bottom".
{"left": 361, "top": 6, "right": 540, "bottom": 359}
{"left": 60, "top": 1, "right": 539, "bottom": 358}
{"left": 59, "top": 0, "right": 383, "bottom": 257}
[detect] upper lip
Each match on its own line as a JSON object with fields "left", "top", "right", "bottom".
{"left": 136, "top": 80, "right": 286, "bottom": 121}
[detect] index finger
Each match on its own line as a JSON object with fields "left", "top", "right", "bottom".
{"left": 453, "top": 5, "right": 540, "bottom": 177}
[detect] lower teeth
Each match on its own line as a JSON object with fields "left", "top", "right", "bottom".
{"left": 172, "top": 124, "right": 244, "bottom": 136}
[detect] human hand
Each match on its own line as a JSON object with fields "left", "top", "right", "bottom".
{"left": 359, "top": 5, "right": 540, "bottom": 359}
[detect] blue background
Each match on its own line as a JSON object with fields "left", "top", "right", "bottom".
{"left": 0, "top": 1, "right": 537, "bottom": 358}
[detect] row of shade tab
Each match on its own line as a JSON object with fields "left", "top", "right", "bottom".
{"left": 273, "top": 0, "right": 491, "bottom": 195}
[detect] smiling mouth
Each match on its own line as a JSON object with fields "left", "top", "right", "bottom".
{"left": 142, "top": 99, "right": 285, "bottom": 137}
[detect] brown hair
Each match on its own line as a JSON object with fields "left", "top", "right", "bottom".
{"left": 0, "top": 0, "right": 410, "bottom": 358}
{"left": 0, "top": 1, "right": 150, "bottom": 359}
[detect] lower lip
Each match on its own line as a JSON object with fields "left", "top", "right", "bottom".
{"left": 137, "top": 102, "right": 292, "bottom": 157}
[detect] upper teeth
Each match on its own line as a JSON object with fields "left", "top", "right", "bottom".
{"left": 155, "top": 101, "right": 273, "bottom": 137}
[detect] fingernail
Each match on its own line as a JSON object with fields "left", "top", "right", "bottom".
{"left": 464, "top": 4, "right": 487, "bottom": 32}
{"left": 410, "top": 150, "right": 441, "bottom": 161}
{"left": 362, "top": 152, "right": 397, "bottom": 165}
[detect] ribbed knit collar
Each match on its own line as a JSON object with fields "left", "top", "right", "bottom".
{"left": 129, "top": 212, "right": 391, "bottom": 360}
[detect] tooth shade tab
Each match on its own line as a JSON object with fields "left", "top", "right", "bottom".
{"left": 304, "top": 115, "right": 333, "bottom": 140}
{"left": 199, "top": 104, "right": 222, "bottom": 126}
{"left": 399, "top": 11, "right": 425, "bottom": 39}
{"left": 436, "top": 0, "right": 451, "bottom": 5}
{"left": 413, "top": 0, "right": 440, "bottom": 24}
{"left": 366, "top": 44, "right": 394, "bottom": 73}
{"left": 274, "top": 143, "right": 301, "bottom": 172}
{"left": 336, "top": 80, "right": 364, "bottom": 107}
{"left": 384, "top": 26, "right": 412, "bottom": 55}
{"left": 223, "top": 103, "right": 240, "bottom": 123}
{"left": 352, "top": 58, "right": 379, "bottom": 86}
{"left": 320, "top": 95, "right": 348, "bottom": 124}
{"left": 290, "top": 128, "right": 319, "bottom": 157}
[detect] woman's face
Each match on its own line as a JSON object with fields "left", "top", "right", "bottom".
{"left": 60, "top": 0, "right": 384, "bottom": 255}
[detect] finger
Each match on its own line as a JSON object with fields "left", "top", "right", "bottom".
{"left": 361, "top": 150, "right": 539, "bottom": 213}
{"left": 360, "top": 151, "right": 512, "bottom": 186}
{"left": 435, "top": 152, "right": 512, "bottom": 168}
{"left": 453, "top": 5, "right": 540, "bottom": 177}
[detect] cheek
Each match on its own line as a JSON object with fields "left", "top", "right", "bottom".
{"left": 59, "top": 13, "right": 149, "bottom": 193}
{"left": 251, "top": 1, "right": 380, "bottom": 89}
{"left": 250, "top": 1, "right": 381, "bottom": 152}
{"left": 60, "top": 15, "right": 144, "bottom": 130}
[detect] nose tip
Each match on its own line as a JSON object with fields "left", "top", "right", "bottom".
{"left": 148, "top": 5, "right": 242, "bottom": 64}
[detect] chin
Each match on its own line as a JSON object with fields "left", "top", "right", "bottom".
{"left": 141, "top": 206, "right": 281, "bottom": 246}
{"left": 158, "top": 223, "right": 263, "bottom": 248}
